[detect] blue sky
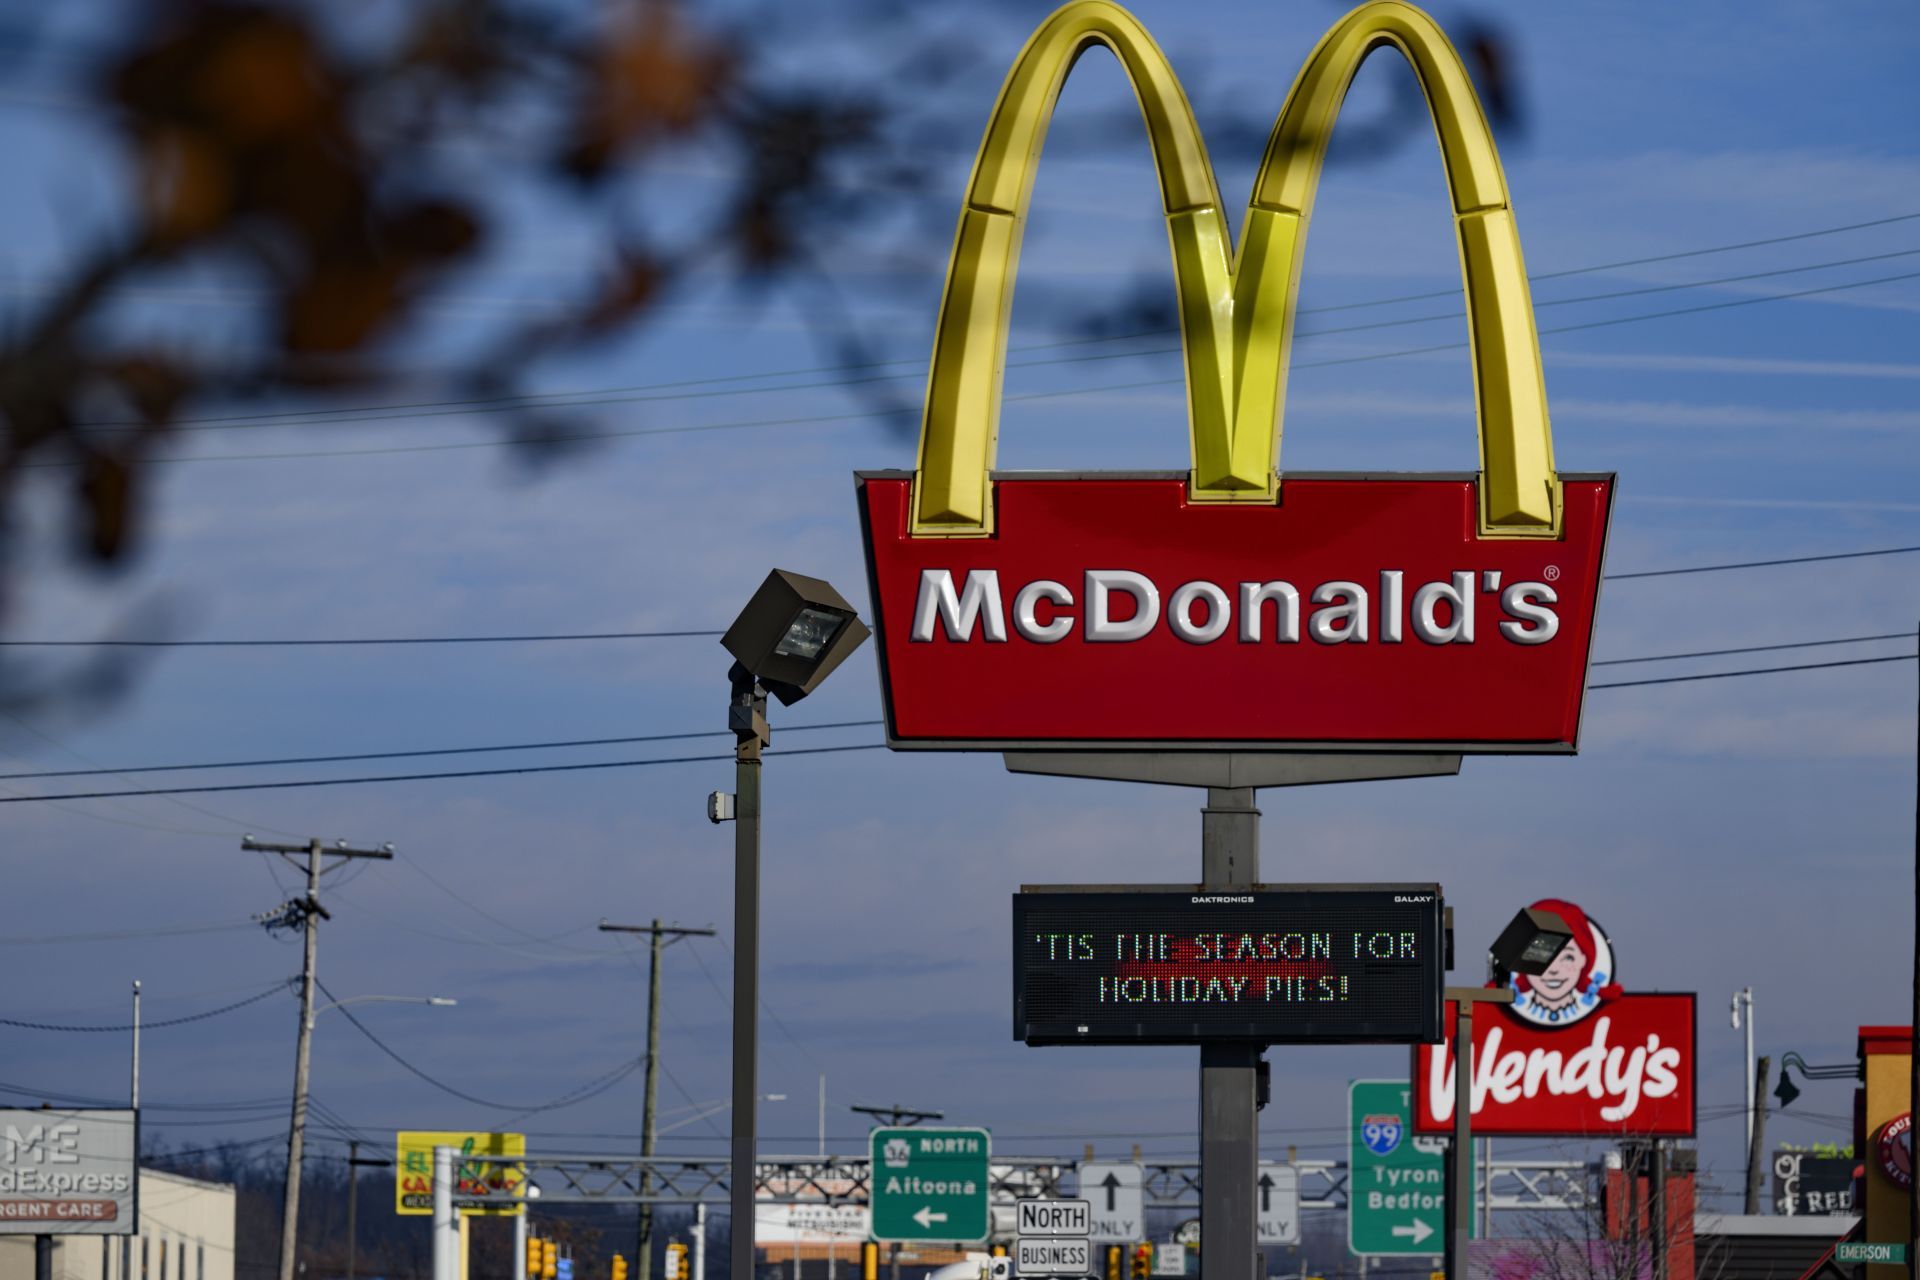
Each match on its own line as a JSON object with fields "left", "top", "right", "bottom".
{"left": 0, "top": 0, "right": 1916, "bottom": 1227}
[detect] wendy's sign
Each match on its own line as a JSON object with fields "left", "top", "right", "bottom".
{"left": 855, "top": 0, "right": 1612, "bottom": 754}
{"left": 1413, "top": 900, "right": 1697, "bottom": 1137}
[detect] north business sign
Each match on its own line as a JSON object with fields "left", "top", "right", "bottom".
{"left": 858, "top": 0, "right": 1612, "bottom": 757}
{"left": 1013, "top": 887, "right": 1444, "bottom": 1044}
{"left": 0, "top": 1109, "right": 137, "bottom": 1236}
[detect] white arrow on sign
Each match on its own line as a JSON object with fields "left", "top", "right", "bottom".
{"left": 912, "top": 1207, "right": 949, "bottom": 1230}
{"left": 1391, "top": 1220, "right": 1435, "bottom": 1245}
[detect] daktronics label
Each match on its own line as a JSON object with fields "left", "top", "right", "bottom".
{"left": 1012, "top": 886, "right": 1444, "bottom": 1045}
{"left": 859, "top": 475, "right": 1612, "bottom": 752}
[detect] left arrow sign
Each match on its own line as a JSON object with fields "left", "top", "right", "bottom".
{"left": 912, "top": 1208, "right": 949, "bottom": 1229}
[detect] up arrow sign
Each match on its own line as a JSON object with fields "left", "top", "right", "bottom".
{"left": 1099, "top": 1173, "right": 1121, "bottom": 1213}
{"left": 912, "top": 1207, "right": 949, "bottom": 1230}
{"left": 1392, "top": 1221, "right": 1435, "bottom": 1245}
{"left": 1257, "top": 1173, "right": 1275, "bottom": 1214}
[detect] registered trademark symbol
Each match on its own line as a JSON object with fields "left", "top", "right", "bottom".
{"left": 1543, "top": 565, "right": 1562, "bottom": 581}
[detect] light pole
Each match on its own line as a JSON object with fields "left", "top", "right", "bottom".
{"left": 1730, "top": 989, "right": 1755, "bottom": 1155}
{"left": 290, "top": 995, "right": 453, "bottom": 1280}
{"left": 713, "top": 569, "right": 869, "bottom": 1280}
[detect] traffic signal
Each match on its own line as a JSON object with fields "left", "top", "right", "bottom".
{"left": 664, "top": 1244, "right": 688, "bottom": 1280}
{"left": 1105, "top": 1245, "right": 1122, "bottom": 1280}
{"left": 541, "top": 1239, "right": 558, "bottom": 1280}
{"left": 526, "top": 1236, "right": 542, "bottom": 1279}
{"left": 611, "top": 1256, "right": 628, "bottom": 1280}
{"left": 1131, "top": 1244, "right": 1151, "bottom": 1280}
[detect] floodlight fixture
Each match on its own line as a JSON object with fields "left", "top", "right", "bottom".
{"left": 1489, "top": 906, "right": 1574, "bottom": 981}
{"left": 721, "top": 569, "right": 870, "bottom": 705}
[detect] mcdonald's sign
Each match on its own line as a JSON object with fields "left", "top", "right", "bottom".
{"left": 856, "top": 0, "right": 1614, "bottom": 753}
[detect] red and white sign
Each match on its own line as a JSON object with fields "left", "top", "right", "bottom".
{"left": 1412, "top": 900, "right": 1695, "bottom": 1137}
{"left": 1877, "top": 1114, "right": 1912, "bottom": 1189}
{"left": 857, "top": 474, "right": 1613, "bottom": 752}
{"left": 1414, "top": 994, "right": 1696, "bottom": 1137}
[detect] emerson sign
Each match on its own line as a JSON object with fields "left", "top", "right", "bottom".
{"left": 0, "top": 1109, "right": 137, "bottom": 1235}
{"left": 1013, "top": 887, "right": 1444, "bottom": 1045}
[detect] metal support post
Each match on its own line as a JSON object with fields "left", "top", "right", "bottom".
{"left": 1199, "top": 787, "right": 1259, "bottom": 1280}
{"left": 514, "top": 1203, "right": 529, "bottom": 1280}
{"left": 433, "top": 1147, "right": 458, "bottom": 1280}
{"left": 348, "top": 1140, "right": 360, "bottom": 1280}
{"left": 1445, "top": 988, "right": 1511, "bottom": 1280}
{"left": 1650, "top": 1139, "right": 1667, "bottom": 1280}
{"left": 729, "top": 671, "right": 768, "bottom": 1280}
{"left": 35, "top": 1236, "right": 52, "bottom": 1280}
{"left": 693, "top": 1203, "right": 707, "bottom": 1280}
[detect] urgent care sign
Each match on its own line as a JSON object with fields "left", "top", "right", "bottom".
{"left": 1412, "top": 901, "right": 1697, "bottom": 1137}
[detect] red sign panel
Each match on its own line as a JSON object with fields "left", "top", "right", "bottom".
{"left": 1412, "top": 994, "right": 1697, "bottom": 1137}
{"left": 857, "top": 472, "right": 1614, "bottom": 752}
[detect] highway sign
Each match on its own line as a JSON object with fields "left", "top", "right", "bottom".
{"left": 868, "top": 1127, "right": 990, "bottom": 1243}
{"left": 1017, "top": 1199, "right": 1089, "bottom": 1237}
{"left": 1256, "top": 1163, "right": 1300, "bottom": 1244}
{"left": 1348, "top": 1081, "right": 1455, "bottom": 1256}
{"left": 1152, "top": 1244, "right": 1186, "bottom": 1277}
{"left": 1075, "top": 1162, "right": 1144, "bottom": 1243}
{"left": 1838, "top": 1244, "right": 1907, "bottom": 1264}
{"left": 1016, "top": 1239, "right": 1089, "bottom": 1276}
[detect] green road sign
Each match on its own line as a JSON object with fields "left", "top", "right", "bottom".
{"left": 1837, "top": 1244, "right": 1907, "bottom": 1265}
{"left": 868, "top": 1126, "right": 991, "bottom": 1243}
{"left": 1347, "top": 1080, "right": 1468, "bottom": 1256}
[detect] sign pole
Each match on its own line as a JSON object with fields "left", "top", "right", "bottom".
{"left": 432, "top": 1147, "right": 456, "bottom": 1280}
{"left": 729, "top": 673, "right": 767, "bottom": 1280}
{"left": 1444, "top": 989, "right": 1513, "bottom": 1279}
{"left": 1199, "top": 787, "right": 1260, "bottom": 1280}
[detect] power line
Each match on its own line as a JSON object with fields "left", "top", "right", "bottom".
{"left": 1588, "top": 653, "right": 1913, "bottom": 689}
{"left": 317, "top": 978, "right": 647, "bottom": 1113}
{"left": 0, "top": 979, "right": 291, "bottom": 1032}
{"left": 24, "top": 267, "right": 1920, "bottom": 469}
{"left": 0, "top": 719, "right": 885, "bottom": 780}
{"left": 72, "top": 212, "right": 1920, "bottom": 432}
{"left": 0, "top": 919, "right": 261, "bottom": 945}
{"left": 1607, "top": 544, "right": 1920, "bottom": 580}
{"left": 1592, "top": 630, "right": 1917, "bottom": 668}
{"left": 1, "top": 646, "right": 1915, "bottom": 804}
{"left": 6, "top": 543, "right": 1920, "bottom": 652}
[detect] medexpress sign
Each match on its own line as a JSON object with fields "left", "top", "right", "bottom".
{"left": 859, "top": 0, "right": 1612, "bottom": 754}
{"left": 0, "top": 1110, "right": 137, "bottom": 1235}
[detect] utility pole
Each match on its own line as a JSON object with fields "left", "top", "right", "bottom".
{"left": 126, "top": 981, "right": 139, "bottom": 1280}
{"left": 599, "top": 918, "right": 716, "bottom": 1280}
{"left": 346, "top": 1141, "right": 392, "bottom": 1280}
{"left": 849, "top": 1105, "right": 943, "bottom": 1280}
{"left": 244, "top": 835, "right": 395, "bottom": 1280}
{"left": 1744, "top": 1056, "right": 1771, "bottom": 1215}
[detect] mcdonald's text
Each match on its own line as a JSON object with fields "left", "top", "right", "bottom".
{"left": 911, "top": 567, "right": 1561, "bottom": 647}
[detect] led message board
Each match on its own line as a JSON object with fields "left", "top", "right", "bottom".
{"left": 1013, "top": 886, "right": 1444, "bottom": 1045}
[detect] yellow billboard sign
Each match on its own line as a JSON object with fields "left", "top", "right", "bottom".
{"left": 395, "top": 1131, "right": 526, "bottom": 1217}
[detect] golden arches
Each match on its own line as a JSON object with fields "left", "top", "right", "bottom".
{"left": 909, "top": 0, "right": 1562, "bottom": 539}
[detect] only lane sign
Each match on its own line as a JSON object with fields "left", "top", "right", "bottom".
{"left": 1076, "top": 1162, "right": 1144, "bottom": 1243}
{"left": 1256, "top": 1163, "right": 1300, "bottom": 1244}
